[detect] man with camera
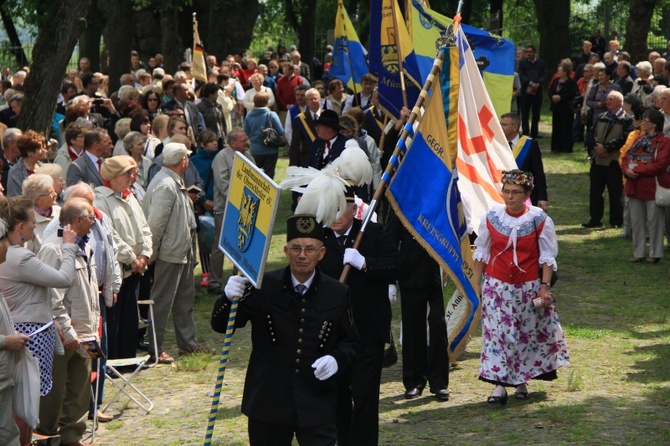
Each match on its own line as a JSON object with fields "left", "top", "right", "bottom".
{"left": 583, "top": 91, "right": 634, "bottom": 228}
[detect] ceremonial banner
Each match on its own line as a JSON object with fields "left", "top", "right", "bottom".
{"left": 410, "top": 0, "right": 515, "bottom": 117}
{"left": 455, "top": 26, "right": 517, "bottom": 233}
{"left": 219, "top": 153, "right": 281, "bottom": 288}
{"left": 192, "top": 14, "right": 208, "bottom": 83}
{"left": 387, "top": 65, "right": 480, "bottom": 361}
{"left": 331, "top": 0, "right": 369, "bottom": 92}
{"left": 369, "top": 0, "right": 422, "bottom": 119}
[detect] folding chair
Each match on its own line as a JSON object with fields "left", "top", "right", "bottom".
{"left": 102, "top": 354, "right": 154, "bottom": 414}
{"left": 138, "top": 299, "right": 158, "bottom": 367}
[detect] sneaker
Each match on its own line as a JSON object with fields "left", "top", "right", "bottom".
{"left": 178, "top": 344, "right": 213, "bottom": 356}
{"left": 200, "top": 272, "right": 209, "bottom": 287}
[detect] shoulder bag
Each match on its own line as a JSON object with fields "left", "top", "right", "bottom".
{"left": 260, "top": 112, "right": 287, "bottom": 148}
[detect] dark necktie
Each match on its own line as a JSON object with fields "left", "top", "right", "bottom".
{"left": 337, "top": 235, "right": 347, "bottom": 247}
{"left": 97, "top": 158, "right": 103, "bottom": 173}
{"left": 509, "top": 141, "right": 514, "bottom": 150}
{"left": 295, "top": 284, "right": 307, "bottom": 295}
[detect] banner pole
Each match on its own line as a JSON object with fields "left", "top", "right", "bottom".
{"left": 203, "top": 296, "right": 239, "bottom": 446}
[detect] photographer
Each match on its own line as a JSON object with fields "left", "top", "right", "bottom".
{"left": 583, "top": 90, "right": 634, "bottom": 228}
{"left": 631, "top": 61, "right": 654, "bottom": 107}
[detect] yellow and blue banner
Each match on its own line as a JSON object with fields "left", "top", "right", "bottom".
{"left": 369, "top": 0, "right": 422, "bottom": 119}
{"left": 409, "top": 0, "right": 515, "bottom": 117}
{"left": 331, "top": 0, "right": 369, "bottom": 92}
{"left": 387, "top": 53, "right": 480, "bottom": 361}
{"left": 219, "top": 153, "right": 281, "bottom": 288}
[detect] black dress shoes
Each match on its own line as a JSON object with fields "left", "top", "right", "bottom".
{"left": 431, "top": 388, "right": 450, "bottom": 401}
{"left": 404, "top": 386, "right": 424, "bottom": 399}
{"left": 581, "top": 220, "right": 603, "bottom": 228}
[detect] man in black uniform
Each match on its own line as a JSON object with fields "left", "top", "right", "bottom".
{"left": 211, "top": 214, "right": 358, "bottom": 446}
{"left": 319, "top": 192, "right": 406, "bottom": 446}
{"left": 387, "top": 212, "right": 450, "bottom": 401}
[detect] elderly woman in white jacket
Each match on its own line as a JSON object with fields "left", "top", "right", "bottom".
{"left": 243, "top": 73, "right": 276, "bottom": 112}
{"left": 22, "top": 173, "right": 60, "bottom": 254}
{"left": 95, "top": 156, "right": 152, "bottom": 359}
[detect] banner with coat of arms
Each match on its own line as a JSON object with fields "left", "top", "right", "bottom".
{"left": 219, "top": 153, "right": 281, "bottom": 288}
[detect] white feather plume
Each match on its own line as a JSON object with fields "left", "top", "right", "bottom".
{"left": 330, "top": 139, "right": 373, "bottom": 186}
{"left": 278, "top": 166, "right": 322, "bottom": 190}
{"left": 293, "top": 168, "right": 348, "bottom": 226}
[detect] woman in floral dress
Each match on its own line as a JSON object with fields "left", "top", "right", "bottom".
{"left": 473, "top": 170, "right": 570, "bottom": 404}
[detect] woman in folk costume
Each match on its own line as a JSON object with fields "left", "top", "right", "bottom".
{"left": 473, "top": 170, "right": 570, "bottom": 404}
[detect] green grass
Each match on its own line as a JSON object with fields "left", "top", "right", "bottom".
{"left": 94, "top": 118, "right": 670, "bottom": 445}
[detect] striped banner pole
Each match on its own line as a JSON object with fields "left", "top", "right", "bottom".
{"left": 203, "top": 296, "right": 239, "bottom": 446}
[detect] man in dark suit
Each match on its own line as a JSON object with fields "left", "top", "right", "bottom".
{"left": 212, "top": 214, "right": 358, "bottom": 446}
{"left": 307, "top": 110, "right": 349, "bottom": 170}
{"left": 290, "top": 88, "right": 323, "bottom": 168}
{"left": 501, "top": 113, "right": 549, "bottom": 211}
{"left": 162, "top": 82, "right": 205, "bottom": 138}
{"left": 66, "top": 128, "right": 113, "bottom": 188}
{"left": 319, "top": 193, "right": 406, "bottom": 446}
{"left": 386, "top": 211, "right": 450, "bottom": 401}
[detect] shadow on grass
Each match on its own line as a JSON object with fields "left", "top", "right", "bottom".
{"left": 379, "top": 393, "right": 670, "bottom": 445}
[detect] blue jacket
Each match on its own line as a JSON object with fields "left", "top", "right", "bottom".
{"left": 244, "top": 107, "right": 285, "bottom": 157}
{"left": 190, "top": 147, "right": 218, "bottom": 200}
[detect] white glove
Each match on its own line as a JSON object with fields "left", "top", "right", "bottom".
{"left": 343, "top": 248, "right": 366, "bottom": 270}
{"left": 388, "top": 284, "right": 397, "bottom": 303}
{"left": 224, "top": 275, "right": 249, "bottom": 300}
{"left": 312, "top": 355, "right": 338, "bottom": 380}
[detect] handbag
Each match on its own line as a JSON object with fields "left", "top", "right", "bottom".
{"left": 533, "top": 219, "right": 558, "bottom": 287}
{"left": 655, "top": 177, "right": 670, "bottom": 207}
{"left": 13, "top": 347, "right": 40, "bottom": 429}
{"left": 260, "top": 112, "right": 287, "bottom": 148}
{"left": 382, "top": 331, "right": 398, "bottom": 368}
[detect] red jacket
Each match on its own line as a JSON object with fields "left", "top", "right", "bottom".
{"left": 276, "top": 74, "right": 303, "bottom": 111}
{"left": 622, "top": 132, "right": 670, "bottom": 200}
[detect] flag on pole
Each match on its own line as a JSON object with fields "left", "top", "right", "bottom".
{"left": 192, "top": 14, "right": 208, "bottom": 84}
{"left": 455, "top": 25, "right": 517, "bottom": 233}
{"left": 368, "top": 0, "right": 422, "bottom": 119}
{"left": 409, "top": 0, "right": 515, "bottom": 117}
{"left": 331, "top": 0, "right": 369, "bottom": 92}
{"left": 387, "top": 44, "right": 480, "bottom": 361}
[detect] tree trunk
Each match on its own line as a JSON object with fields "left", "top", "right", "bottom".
{"left": 533, "top": 0, "right": 570, "bottom": 86}
{"left": 209, "top": 0, "right": 260, "bottom": 57}
{"left": 625, "top": 0, "right": 658, "bottom": 63}
{"left": 0, "top": 4, "right": 28, "bottom": 68}
{"left": 78, "top": 0, "right": 106, "bottom": 72}
{"left": 107, "top": 0, "right": 134, "bottom": 95}
{"left": 297, "top": 0, "right": 317, "bottom": 77}
{"left": 18, "top": 0, "right": 91, "bottom": 133}
{"left": 160, "top": 5, "right": 181, "bottom": 73}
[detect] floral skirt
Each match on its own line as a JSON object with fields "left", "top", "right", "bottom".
{"left": 479, "top": 275, "right": 570, "bottom": 386}
{"left": 15, "top": 322, "right": 55, "bottom": 396}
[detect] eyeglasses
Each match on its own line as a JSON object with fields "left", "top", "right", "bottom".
{"left": 501, "top": 189, "right": 526, "bottom": 196}
{"left": 287, "top": 245, "right": 322, "bottom": 256}
{"left": 147, "top": 98, "right": 159, "bottom": 102}
{"left": 81, "top": 214, "right": 96, "bottom": 222}
{"left": 39, "top": 191, "right": 57, "bottom": 198}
